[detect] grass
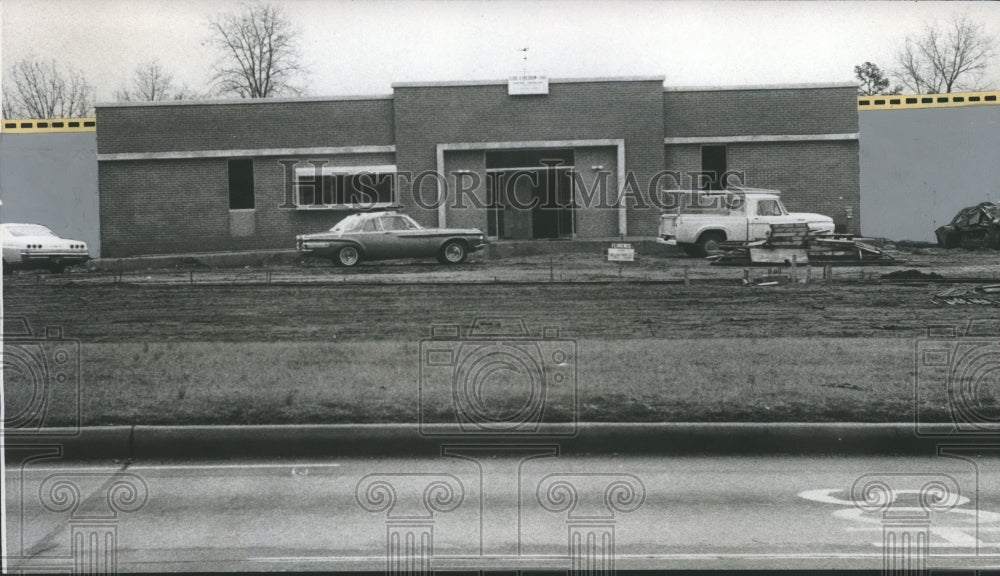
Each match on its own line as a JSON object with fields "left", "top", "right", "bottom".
{"left": 5, "top": 337, "right": 953, "bottom": 427}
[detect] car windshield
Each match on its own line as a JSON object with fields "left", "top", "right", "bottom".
{"left": 5, "top": 224, "right": 57, "bottom": 237}
{"left": 756, "top": 199, "right": 785, "bottom": 216}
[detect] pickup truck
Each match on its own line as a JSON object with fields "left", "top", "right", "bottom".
{"left": 657, "top": 188, "right": 836, "bottom": 256}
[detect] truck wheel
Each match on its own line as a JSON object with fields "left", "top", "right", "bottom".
{"left": 694, "top": 232, "right": 725, "bottom": 257}
{"left": 681, "top": 245, "right": 700, "bottom": 257}
{"left": 335, "top": 246, "right": 361, "bottom": 267}
{"left": 438, "top": 240, "right": 467, "bottom": 264}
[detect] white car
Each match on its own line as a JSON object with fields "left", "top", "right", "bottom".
{"left": 2, "top": 223, "right": 90, "bottom": 273}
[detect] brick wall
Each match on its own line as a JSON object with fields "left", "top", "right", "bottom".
{"left": 663, "top": 140, "right": 861, "bottom": 234}
{"left": 392, "top": 80, "right": 666, "bottom": 236}
{"left": 96, "top": 97, "right": 394, "bottom": 154}
{"left": 663, "top": 86, "right": 859, "bottom": 137}
{"left": 96, "top": 80, "right": 861, "bottom": 256}
{"left": 100, "top": 152, "right": 395, "bottom": 257}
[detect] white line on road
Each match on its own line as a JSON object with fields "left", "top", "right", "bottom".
{"left": 20, "top": 463, "right": 344, "bottom": 472}
{"left": 248, "top": 552, "right": 1000, "bottom": 563}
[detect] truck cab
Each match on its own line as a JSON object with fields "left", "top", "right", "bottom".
{"left": 657, "top": 188, "right": 836, "bottom": 256}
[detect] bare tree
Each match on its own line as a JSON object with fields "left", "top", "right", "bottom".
{"left": 116, "top": 60, "right": 196, "bottom": 102}
{"left": 2, "top": 56, "right": 94, "bottom": 118}
{"left": 207, "top": 1, "right": 305, "bottom": 98}
{"left": 894, "top": 15, "right": 997, "bottom": 93}
{"left": 854, "top": 62, "right": 902, "bottom": 96}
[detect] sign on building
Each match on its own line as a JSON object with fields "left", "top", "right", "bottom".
{"left": 508, "top": 75, "right": 549, "bottom": 96}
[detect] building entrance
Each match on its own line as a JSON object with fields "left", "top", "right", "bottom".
{"left": 485, "top": 149, "right": 575, "bottom": 240}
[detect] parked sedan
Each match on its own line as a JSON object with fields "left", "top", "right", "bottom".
{"left": 2, "top": 223, "right": 90, "bottom": 273}
{"left": 296, "top": 211, "right": 486, "bottom": 266}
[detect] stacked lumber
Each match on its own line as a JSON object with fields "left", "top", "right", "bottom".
{"left": 708, "top": 225, "right": 896, "bottom": 266}
{"left": 808, "top": 238, "right": 890, "bottom": 265}
{"left": 766, "top": 223, "right": 809, "bottom": 248}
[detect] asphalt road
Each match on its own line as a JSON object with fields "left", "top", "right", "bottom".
{"left": 6, "top": 450, "right": 1000, "bottom": 572}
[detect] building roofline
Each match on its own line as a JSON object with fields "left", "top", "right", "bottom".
{"left": 94, "top": 79, "right": 859, "bottom": 108}
{"left": 95, "top": 93, "right": 394, "bottom": 109}
{"left": 664, "top": 81, "right": 858, "bottom": 92}
{"left": 392, "top": 75, "right": 667, "bottom": 88}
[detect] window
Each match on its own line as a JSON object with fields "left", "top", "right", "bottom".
{"left": 379, "top": 215, "right": 417, "bottom": 231}
{"left": 701, "top": 145, "right": 727, "bottom": 190}
{"left": 756, "top": 199, "right": 783, "bottom": 217}
{"left": 5, "top": 224, "right": 57, "bottom": 237}
{"left": 228, "top": 159, "right": 255, "bottom": 210}
{"left": 294, "top": 165, "right": 397, "bottom": 209}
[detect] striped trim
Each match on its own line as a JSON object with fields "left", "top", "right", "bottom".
{"left": 664, "top": 133, "right": 858, "bottom": 145}
{"left": 858, "top": 91, "right": 999, "bottom": 110}
{"left": 2, "top": 118, "right": 96, "bottom": 133}
{"left": 98, "top": 145, "right": 396, "bottom": 161}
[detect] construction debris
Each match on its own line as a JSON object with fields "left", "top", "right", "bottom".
{"left": 709, "top": 223, "right": 896, "bottom": 266}
{"left": 935, "top": 202, "right": 1000, "bottom": 249}
{"left": 932, "top": 285, "right": 1000, "bottom": 306}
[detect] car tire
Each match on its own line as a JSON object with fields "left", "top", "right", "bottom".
{"left": 335, "top": 246, "right": 361, "bottom": 267}
{"left": 438, "top": 240, "right": 467, "bottom": 264}
{"left": 694, "top": 232, "right": 725, "bottom": 257}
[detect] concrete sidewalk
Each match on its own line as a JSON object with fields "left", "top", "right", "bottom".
{"left": 2, "top": 422, "right": 976, "bottom": 461}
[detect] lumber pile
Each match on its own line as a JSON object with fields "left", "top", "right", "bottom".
{"left": 709, "top": 224, "right": 895, "bottom": 266}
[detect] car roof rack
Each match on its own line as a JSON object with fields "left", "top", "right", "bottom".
{"left": 724, "top": 186, "right": 781, "bottom": 196}
{"left": 355, "top": 207, "right": 403, "bottom": 214}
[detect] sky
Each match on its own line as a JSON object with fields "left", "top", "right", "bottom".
{"left": 1, "top": 0, "right": 999, "bottom": 103}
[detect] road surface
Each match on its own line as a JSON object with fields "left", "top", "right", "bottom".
{"left": 6, "top": 449, "right": 1000, "bottom": 572}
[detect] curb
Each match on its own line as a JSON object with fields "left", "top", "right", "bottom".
{"left": 2, "top": 423, "right": 983, "bottom": 460}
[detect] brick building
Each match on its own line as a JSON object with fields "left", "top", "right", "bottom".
{"left": 96, "top": 77, "right": 859, "bottom": 257}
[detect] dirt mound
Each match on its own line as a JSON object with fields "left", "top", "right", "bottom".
{"left": 880, "top": 269, "right": 944, "bottom": 280}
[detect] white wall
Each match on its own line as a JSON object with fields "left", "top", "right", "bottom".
{"left": 860, "top": 106, "right": 1000, "bottom": 242}
{"left": 0, "top": 132, "right": 100, "bottom": 257}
